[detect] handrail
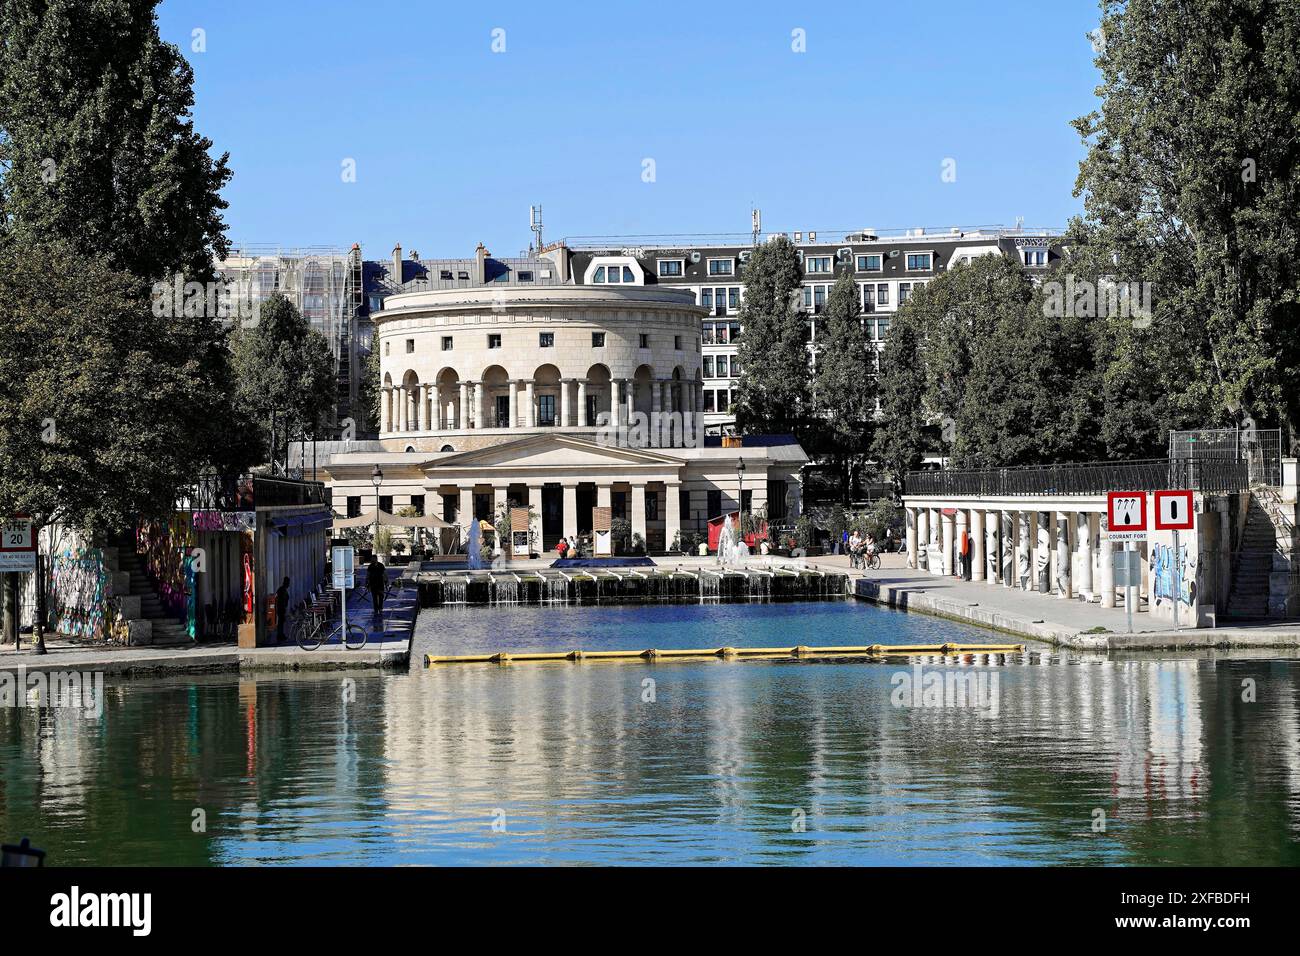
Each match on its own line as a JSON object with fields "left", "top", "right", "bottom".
{"left": 903, "top": 458, "right": 1249, "bottom": 497}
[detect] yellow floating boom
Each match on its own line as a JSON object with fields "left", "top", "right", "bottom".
{"left": 425, "top": 642, "right": 1023, "bottom": 666}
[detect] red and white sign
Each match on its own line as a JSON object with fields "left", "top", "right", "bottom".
{"left": 1, "top": 516, "right": 36, "bottom": 572}
{"left": 1154, "top": 490, "right": 1195, "bottom": 530}
{"left": 1106, "top": 492, "right": 1147, "bottom": 540}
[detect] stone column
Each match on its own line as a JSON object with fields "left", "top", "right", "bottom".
{"left": 1077, "top": 512, "right": 1094, "bottom": 602}
{"left": 652, "top": 381, "right": 663, "bottom": 414}
{"left": 956, "top": 509, "right": 968, "bottom": 579}
{"left": 562, "top": 483, "right": 578, "bottom": 540}
{"left": 1035, "top": 511, "right": 1051, "bottom": 593}
{"left": 1016, "top": 512, "right": 1030, "bottom": 590}
{"left": 916, "top": 507, "right": 929, "bottom": 571}
{"left": 626, "top": 380, "right": 636, "bottom": 423}
{"left": 941, "top": 510, "right": 955, "bottom": 577}
{"left": 525, "top": 381, "right": 536, "bottom": 428}
{"left": 1000, "top": 511, "right": 1014, "bottom": 586}
{"left": 458, "top": 382, "right": 470, "bottom": 429}
{"left": 577, "top": 380, "right": 588, "bottom": 427}
{"left": 560, "top": 379, "right": 572, "bottom": 427}
{"left": 528, "top": 485, "right": 543, "bottom": 553}
{"left": 1056, "top": 510, "right": 1071, "bottom": 598}
{"left": 508, "top": 379, "right": 519, "bottom": 428}
{"left": 477, "top": 382, "right": 489, "bottom": 429}
{"left": 971, "top": 508, "right": 985, "bottom": 582}
{"left": 493, "top": 486, "right": 508, "bottom": 531}
{"left": 1099, "top": 535, "right": 1116, "bottom": 608}
{"left": 665, "top": 481, "right": 681, "bottom": 551}
{"left": 984, "top": 509, "right": 999, "bottom": 584}
{"left": 458, "top": 486, "right": 474, "bottom": 541}
{"left": 415, "top": 385, "right": 425, "bottom": 431}
{"left": 597, "top": 485, "right": 612, "bottom": 510}
{"left": 630, "top": 482, "right": 647, "bottom": 548}
{"left": 905, "top": 507, "right": 918, "bottom": 569}
{"left": 380, "top": 387, "right": 391, "bottom": 433}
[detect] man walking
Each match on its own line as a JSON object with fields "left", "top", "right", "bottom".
{"left": 367, "top": 557, "right": 386, "bottom": 622}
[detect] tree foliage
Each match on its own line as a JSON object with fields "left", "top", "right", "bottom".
{"left": 811, "top": 270, "right": 876, "bottom": 493}
{"left": 0, "top": 242, "right": 249, "bottom": 535}
{"left": 231, "top": 295, "right": 336, "bottom": 469}
{"left": 1073, "top": 0, "right": 1300, "bottom": 444}
{"left": 733, "top": 236, "right": 814, "bottom": 442}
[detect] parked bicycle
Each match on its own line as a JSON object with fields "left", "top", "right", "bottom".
{"left": 288, "top": 600, "right": 368, "bottom": 651}
{"left": 864, "top": 549, "right": 882, "bottom": 571}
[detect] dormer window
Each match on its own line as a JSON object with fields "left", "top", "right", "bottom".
{"left": 658, "top": 259, "right": 684, "bottom": 277}
{"left": 906, "top": 252, "right": 933, "bottom": 271}
{"left": 707, "top": 258, "right": 734, "bottom": 276}
{"left": 805, "top": 256, "right": 832, "bottom": 274}
{"left": 856, "top": 254, "right": 882, "bottom": 272}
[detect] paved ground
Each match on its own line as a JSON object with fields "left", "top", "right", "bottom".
{"left": 0, "top": 572, "right": 417, "bottom": 675}
{"left": 829, "top": 552, "right": 1300, "bottom": 651}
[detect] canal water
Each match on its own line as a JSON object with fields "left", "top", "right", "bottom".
{"left": 2, "top": 601, "right": 1298, "bottom": 865}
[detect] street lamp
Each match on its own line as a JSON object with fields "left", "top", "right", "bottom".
{"left": 371, "top": 465, "right": 383, "bottom": 560}
{"left": 737, "top": 456, "right": 746, "bottom": 544}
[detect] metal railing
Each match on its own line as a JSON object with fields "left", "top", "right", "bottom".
{"left": 903, "top": 458, "right": 1249, "bottom": 498}
{"left": 182, "top": 474, "right": 327, "bottom": 511}
{"left": 1169, "top": 427, "right": 1283, "bottom": 488}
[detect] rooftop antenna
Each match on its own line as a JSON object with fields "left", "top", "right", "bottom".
{"left": 751, "top": 207, "right": 761, "bottom": 246}
{"left": 530, "top": 204, "right": 544, "bottom": 251}
{"left": 1015, "top": 215, "right": 1025, "bottom": 233}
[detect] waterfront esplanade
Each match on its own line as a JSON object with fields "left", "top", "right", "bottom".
{"left": 376, "top": 284, "right": 708, "bottom": 449}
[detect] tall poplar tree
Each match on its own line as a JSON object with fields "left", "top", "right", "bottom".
{"left": 732, "top": 236, "right": 814, "bottom": 442}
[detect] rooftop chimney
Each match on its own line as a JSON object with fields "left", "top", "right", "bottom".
{"left": 473, "top": 242, "right": 489, "bottom": 284}
{"left": 392, "top": 243, "right": 402, "bottom": 283}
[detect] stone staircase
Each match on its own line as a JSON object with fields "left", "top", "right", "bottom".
{"left": 1225, "top": 496, "right": 1275, "bottom": 618}
{"left": 1226, "top": 490, "right": 1297, "bottom": 620}
{"left": 109, "top": 533, "right": 194, "bottom": 647}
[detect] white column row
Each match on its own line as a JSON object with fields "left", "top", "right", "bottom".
{"left": 905, "top": 505, "right": 1141, "bottom": 608}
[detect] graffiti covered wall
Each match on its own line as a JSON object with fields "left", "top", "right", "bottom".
{"left": 1148, "top": 525, "right": 1201, "bottom": 625}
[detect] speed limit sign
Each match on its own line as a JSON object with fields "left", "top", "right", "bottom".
{"left": 1, "top": 516, "right": 36, "bottom": 572}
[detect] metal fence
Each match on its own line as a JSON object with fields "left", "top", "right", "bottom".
{"left": 903, "top": 457, "right": 1249, "bottom": 498}
{"left": 182, "top": 474, "right": 327, "bottom": 512}
{"left": 1169, "top": 427, "right": 1284, "bottom": 487}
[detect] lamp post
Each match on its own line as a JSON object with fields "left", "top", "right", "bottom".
{"left": 371, "top": 465, "right": 383, "bottom": 561}
{"left": 737, "top": 456, "right": 746, "bottom": 544}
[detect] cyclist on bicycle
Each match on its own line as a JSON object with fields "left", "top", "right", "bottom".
{"left": 864, "top": 533, "right": 878, "bottom": 567}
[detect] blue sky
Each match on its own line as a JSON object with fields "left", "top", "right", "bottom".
{"left": 158, "top": 0, "right": 1103, "bottom": 257}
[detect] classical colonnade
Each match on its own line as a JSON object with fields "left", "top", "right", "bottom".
{"left": 442, "top": 479, "right": 682, "bottom": 548}
{"left": 382, "top": 376, "right": 707, "bottom": 434}
{"left": 904, "top": 503, "right": 1127, "bottom": 608}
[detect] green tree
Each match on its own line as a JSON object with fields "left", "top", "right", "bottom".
{"left": 1073, "top": 0, "right": 1300, "bottom": 445}
{"left": 0, "top": 0, "right": 253, "bottom": 548}
{"left": 733, "top": 236, "right": 813, "bottom": 442}
{"left": 0, "top": 0, "right": 232, "bottom": 282}
{"left": 812, "top": 270, "right": 876, "bottom": 498}
{"left": 873, "top": 304, "right": 929, "bottom": 481}
{"left": 355, "top": 330, "right": 382, "bottom": 436}
{"left": 0, "top": 241, "right": 250, "bottom": 536}
{"left": 232, "top": 295, "right": 336, "bottom": 471}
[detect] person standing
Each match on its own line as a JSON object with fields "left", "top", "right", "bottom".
{"left": 275, "top": 576, "right": 291, "bottom": 644}
{"left": 367, "top": 557, "right": 386, "bottom": 621}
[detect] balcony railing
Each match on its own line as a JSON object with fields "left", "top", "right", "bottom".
{"left": 903, "top": 458, "right": 1250, "bottom": 498}
{"left": 183, "top": 474, "right": 327, "bottom": 512}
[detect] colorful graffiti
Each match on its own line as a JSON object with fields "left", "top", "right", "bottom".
{"left": 48, "top": 540, "right": 110, "bottom": 640}
{"left": 1151, "top": 541, "right": 1198, "bottom": 608}
{"left": 136, "top": 514, "right": 196, "bottom": 624}
{"left": 192, "top": 510, "right": 255, "bottom": 533}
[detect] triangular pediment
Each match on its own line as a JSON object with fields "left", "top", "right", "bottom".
{"left": 430, "top": 433, "right": 683, "bottom": 471}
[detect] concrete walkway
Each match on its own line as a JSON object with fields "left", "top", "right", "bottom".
{"left": 830, "top": 553, "right": 1300, "bottom": 651}
{"left": 0, "top": 572, "right": 417, "bottom": 676}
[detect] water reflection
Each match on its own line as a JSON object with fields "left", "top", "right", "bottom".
{"left": 1, "top": 602, "right": 1298, "bottom": 865}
